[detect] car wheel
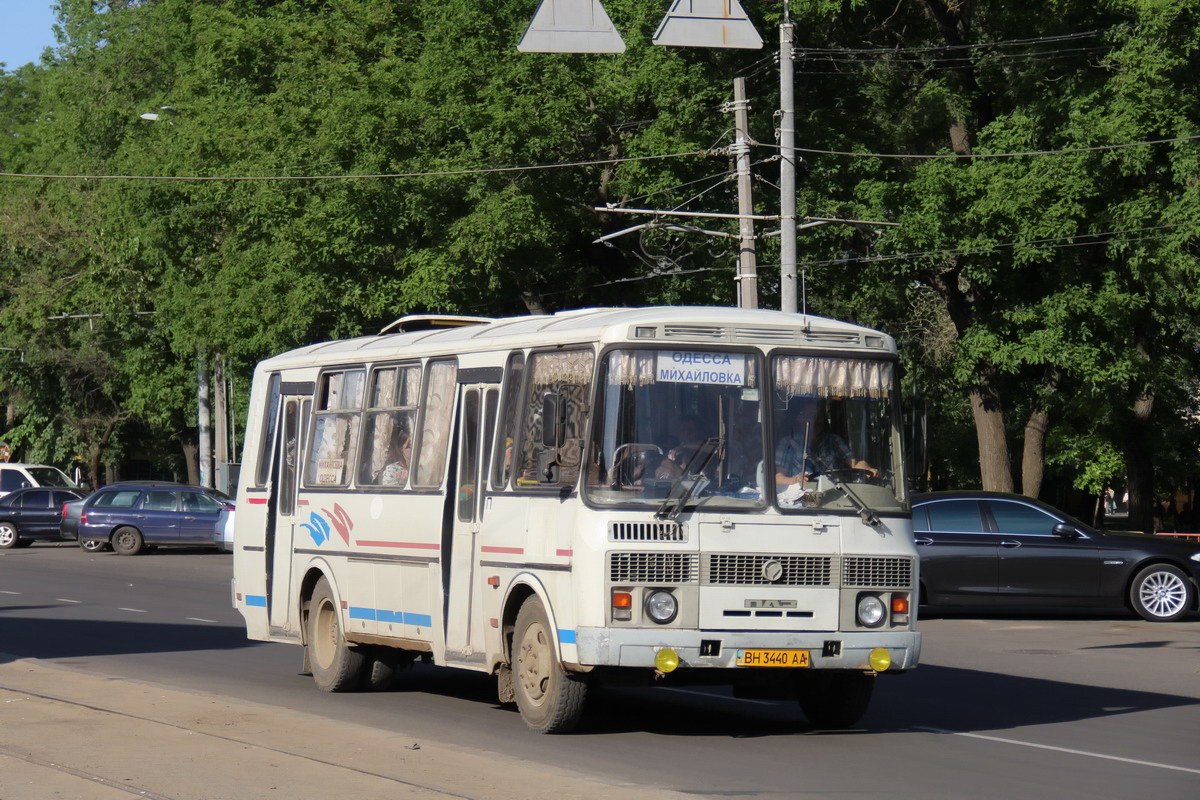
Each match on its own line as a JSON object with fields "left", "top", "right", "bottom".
{"left": 512, "top": 596, "right": 588, "bottom": 734}
{"left": 111, "top": 526, "right": 144, "bottom": 556}
{"left": 1130, "top": 564, "right": 1194, "bottom": 622}
{"left": 307, "top": 577, "right": 366, "bottom": 692}
{"left": 80, "top": 538, "right": 108, "bottom": 553}
{"left": 795, "top": 671, "right": 875, "bottom": 729}
{"left": 0, "top": 522, "right": 19, "bottom": 549}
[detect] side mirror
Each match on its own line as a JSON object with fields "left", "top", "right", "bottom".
{"left": 1053, "top": 523, "right": 1081, "bottom": 539}
{"left": 540, "top": 393, "right": 568, "bottom": 449}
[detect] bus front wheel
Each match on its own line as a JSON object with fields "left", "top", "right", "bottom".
{"left": 512, "top": 597, "right": 587, "bottom": 733}
{"left": 795, "top": 671, "right": 875, "bottom": 729}
{"left": 307, "top": 577, "right": 366, "bottom": 692}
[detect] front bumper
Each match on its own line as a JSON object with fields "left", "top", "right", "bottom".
{"left": 574, "top": 627, "right": 920, "bottom": 671}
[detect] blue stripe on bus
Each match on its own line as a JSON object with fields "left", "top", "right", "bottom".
{"left": 557, "top": 629, "right": 576, "bottom": 644}
{"left": 347, "top": 606, "right": 431, "bottom": 628}
{"left": 244, "top": 595, "right": 267, "bottom": 607}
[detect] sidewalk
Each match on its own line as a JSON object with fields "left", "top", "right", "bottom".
{"left": 0, "top": 656, "right": 689, "bottom": 800}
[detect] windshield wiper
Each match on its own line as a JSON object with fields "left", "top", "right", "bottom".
{"left": 823, "top": 471, "right": 882, "bottom": 528}
{"left": 654, "top": 437, "right": 722, "bottom": 521}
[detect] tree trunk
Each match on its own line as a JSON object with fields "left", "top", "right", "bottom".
{"left": 969, "top": 385, "right": 1013, "bottom": 492}
{"left": 1021, "top": 406, "right": 1050, "bottom": 498}
{"left": 180, "top": 436, "right": 199, "bottom": 486}
{"left": 1124, "top": 393, "right": 1155, "bottom": 533}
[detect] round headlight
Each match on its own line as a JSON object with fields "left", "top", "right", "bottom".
{"left": 645, "top": 590, "right": 678, "bottom": 624}
{"left": 857, "top": 594, "right": 886, "bottom": 627}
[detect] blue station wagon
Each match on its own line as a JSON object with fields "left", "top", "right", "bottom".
{"left": 77, "top": 483, "right": 233, "bottom": 555}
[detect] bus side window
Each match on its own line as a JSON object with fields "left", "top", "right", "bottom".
{"left": 492, "top": 352, "right": 525, "bottom": 490}
{"left": 255, "top": 373, "right": 282, "bottom": 487}
{"left": 358, "top": 365, "right": 421, "bottom": 488}
{"left": 304, "top": 369, "right": 365, "bottom": 487}
{"left": 413, "top": 359, "right": 458, "bottom": 488}
{"left": 516, "top": 349, "right": 595, "bottom": 489}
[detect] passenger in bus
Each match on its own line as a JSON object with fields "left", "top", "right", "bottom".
{"left": 375, "top": 431, "right": 412, "bottom": 486}
{"left": 774, "top": 397, "right": 875, "bottom": 488}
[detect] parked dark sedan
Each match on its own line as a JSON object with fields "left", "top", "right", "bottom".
{"left": 0, "top": 487, "right": 87, "bottom": 548}
{"left": 76, "top": 483, "right": 233, "bottom": 555}
{"left": 913, "top": 491, "right": 1200, "bottom": 622}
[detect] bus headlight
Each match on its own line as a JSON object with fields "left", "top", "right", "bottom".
{"left": 857, "top": 594, "right": 886, "bottom": 627}
{"left": 645, "top": 590, "right": 678, "bottom": 624}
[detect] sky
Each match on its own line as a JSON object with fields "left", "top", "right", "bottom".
{"left": 0, "top": 1, "right": 58, "bottom": 70}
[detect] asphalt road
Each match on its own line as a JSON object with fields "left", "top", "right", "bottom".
{"left": 1, "top": 543, "right": 1197, "bottom": 799}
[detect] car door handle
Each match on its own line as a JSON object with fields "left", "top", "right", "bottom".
{"left": 184, "top": 516, "right": 196, "bottom": 521}
{"left": 999, "top": 540, "right": 1022, "bottom": 548}
{"left": 135, "top": 515, "right": 147, "bottom": 520}
{"left": 914, "top": 537, "right": 933, "bottom": 545}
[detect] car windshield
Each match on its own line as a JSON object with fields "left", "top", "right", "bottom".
{"left": 770, "top": 354, "right": 907, "bottom": 513}
{"left": 585, "top": 348, "right": 766, "bottom": 510}
{"left": 26, "top": 467, "right": 76, "bottom": 488}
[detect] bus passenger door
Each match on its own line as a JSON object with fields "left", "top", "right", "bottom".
{"left": 443, "top": 384, "right": 497, "bottom": 664}
{"left": 268, "top": 397, "right": 306, "bottom": 633}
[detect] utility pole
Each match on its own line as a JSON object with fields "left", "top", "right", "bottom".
{"left": 213, "top": 354, "right": 228, "bottom": 493}
{"left": 198, "top": 361, "right": 213, "bottom": 489}
{"left": 778, "top": 7, "right": 799, "bottom": 314}
{"left": 731, "top": 77, "right": 758, "bottom": 309}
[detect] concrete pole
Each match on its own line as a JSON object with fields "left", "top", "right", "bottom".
{"left": 213, "top": 354, "right": 228, "bottom": 492}
{"left": 198, "top": 361, "right": 213, "bottom": 489}
{"left": 779, "top": 12, "right": 799, "bottom": 314}
{"left": 732, "top": 77, "right": 758, "bottom": 309}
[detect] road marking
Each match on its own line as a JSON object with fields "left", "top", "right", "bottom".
{"left": 0, "top": 591, "right": 20, "bottom": 595}
{"left": 915, "top": 726, "right": 1200, "bottom": 775}
{"left": 118, "top": 608, "right": 148, "bottom": 613}
{"left": 56, "top": 599, "right": 82, "bottom": 604}
{"left": 186, "top": 617, "right": 218, "bottom": 623}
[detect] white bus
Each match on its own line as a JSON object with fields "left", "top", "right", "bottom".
{"left": 233, "top": 307, "right": 920, "bottom": 732}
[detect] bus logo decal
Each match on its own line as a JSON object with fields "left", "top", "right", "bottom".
{"left": 322, "top": 503, "right": 354, "bottom": 545}
{"left": 301, "top": 512, "right": 332, "bottom": 546}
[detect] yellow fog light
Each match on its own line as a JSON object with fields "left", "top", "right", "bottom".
{"left": 868, "top": 648, "right": 892, "bottom": 672}
{"left": 655, "top": 648, "right": 680, "bottom": 673}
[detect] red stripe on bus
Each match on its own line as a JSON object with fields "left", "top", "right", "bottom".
{"left": 355, "top": 540, "right": 441, "bottom": 550}
{"left": 298, "top": 499, "right": 310, "bottom": 506}
{"left": 481, "top": 546, "right": 524, "bottom": 554}
{"left": 246, "top": 498, "right": 268, "bottom": 505}
{"left": 556, "top": 549, "right": 573, "bottom": 557}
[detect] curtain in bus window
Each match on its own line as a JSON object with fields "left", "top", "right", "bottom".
{"left": 359, "top": 366, "right": 421, "bottom": 487}
{"left": 255, "top": 374, "right": 283, "bottom": 486}
{"left": 414, "top": 360, "right": 458, "bottom": 488}
{"left": 774, "top": 357, "right": 892, "bottom": 398}
{"left": 517, "top": 350, "right": 595, "bottom": 488}
{"left": 306, "top": 414, "right": 360, "bottom": 486}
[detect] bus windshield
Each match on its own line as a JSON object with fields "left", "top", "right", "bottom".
{"left": 26, "top": 467, "right": 76, "bottom": 488}
{"left": 586, "top": 349, "right": 767, "bottom": 510}
{"left": 770, "top": 354, "right": 906, "bottom": 513}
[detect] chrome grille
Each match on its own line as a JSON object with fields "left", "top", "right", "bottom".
{"left": 804, "top": 331, "right": 859, "bottom": 344}
{"left": 842, "top": 556, "right": 913, "bottom": 588}
{"left": 609, "top": 552, "right": 699, "bottom": 584}
{"left": 609, "top": 521, "right": 686, "bottom": 542}
{"left": 704, "top": 554, "right": 833, "bottom": 586}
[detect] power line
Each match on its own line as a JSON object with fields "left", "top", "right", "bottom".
{"left": 0, "top": 150, "right": 714, "bottom": 182}
{"left": 752, "top": 133, "right": 1200, "bottom": 159}
{"left": 798, "top": 30, "right": 1102, "bottom": 56}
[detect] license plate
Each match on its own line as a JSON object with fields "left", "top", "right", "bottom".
{"left": 736, "top": 648, "right": 811, "bottom": 667}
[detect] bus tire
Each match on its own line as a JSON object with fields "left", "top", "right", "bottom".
{"left": 112, "top": 527, "right": 144, "bottom": 556}
{"left": 512, "top": 597, "right": 587, "bottom": 734}
{"left": 795, "top": 671, "right": 875, "bottom": 729}
{"left": 307, "top": 577, "right": 366, "bottom": 692}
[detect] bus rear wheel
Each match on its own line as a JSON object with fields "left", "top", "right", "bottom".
{"left": 795, "top": 671, "right": 875, "bottom": 729}
{"left": 307, "top": 577, "right": 366, "bottom": 692}
{"left": 512, "top": 597, "right": 587, "bottom": 733}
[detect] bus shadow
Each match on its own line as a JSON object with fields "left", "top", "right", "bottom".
{"left": 0, "top": 615, "right": 259, "bottom": 663}
{"left": 395, "top": 663, "right": 1198, "bottom": 738}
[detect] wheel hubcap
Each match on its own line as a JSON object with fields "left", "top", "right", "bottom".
{"left": 518, "top": 621, "right": 551, "bottom": 705}
{"left": 312, "top": 599, "right": 338, "bottom": 670}
{"left": 118, "top": 532, "right": 134, "bottom": 549}
{"left": 0, "top": 526, "right": 14, "bottom": 546}
{"left": 1140, "top": 572, "right": 1187, "bottom": 618}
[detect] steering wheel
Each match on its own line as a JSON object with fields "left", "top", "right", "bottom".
{"left": 822, "top": 468, "right": 878, "bottom": 485}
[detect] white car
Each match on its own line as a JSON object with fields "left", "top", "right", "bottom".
{"left": 0, "top": 464, "right": 79, "bottom": 500}
{"left": 215, "top": 506, "right": 235, "bottom": 552}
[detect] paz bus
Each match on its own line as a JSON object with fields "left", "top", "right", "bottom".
{"left": 232, "top": 307, "right": 920, "bottom": 732}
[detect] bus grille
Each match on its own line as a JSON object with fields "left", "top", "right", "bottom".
{"left": 609, "top": 521, "right": 686, "bottom": 542}
{"left": 704, "top": 554, "right": 833, "bottom": 586}
{"left": 609, "top": 552, "right": 699, "bottom": 584}
{"left": 841, "top": 556, "right": 913, "bottom": 589}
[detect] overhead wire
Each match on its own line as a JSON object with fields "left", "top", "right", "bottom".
{"left": 751, "top": 133, "right": 1200, "bottom": 159}
{"left": 798, "top": 30, "right": 1102, "bottom": 55}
